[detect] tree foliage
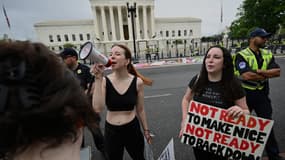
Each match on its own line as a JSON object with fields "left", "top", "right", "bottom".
{"left": 63, "top": 43, "right": 76, "bottom": 48}
{"left": 229, "top": 0, "right": 285, "bottom": 39}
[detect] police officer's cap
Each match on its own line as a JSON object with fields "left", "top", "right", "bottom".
{"left": 250, "top": 28, "right": 272, "bottom": 38}
{"left": 60, "top": 48, "right": 78, "bottom": 59}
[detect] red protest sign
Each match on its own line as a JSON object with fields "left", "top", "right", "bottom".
{"left": 181, "top": 100, "right": 274, "bottom": 160}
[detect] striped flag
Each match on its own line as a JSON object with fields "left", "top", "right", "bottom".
{"left": 2, "top": 5, "right": 11, "bottom": 29}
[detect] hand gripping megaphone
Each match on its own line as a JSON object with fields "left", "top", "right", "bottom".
{"left": 79, "top": 42, "right": 112, "bottom": 67}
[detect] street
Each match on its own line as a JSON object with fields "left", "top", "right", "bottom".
{"left": 90, "top": 57, "right": 285, "bottom": 160}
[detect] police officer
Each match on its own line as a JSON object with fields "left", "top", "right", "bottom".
{"left": 60, "top": 48, "right": 92, "bottom": 90}
{"left": 234, "top": 28, "right": 284, "bottom": 160}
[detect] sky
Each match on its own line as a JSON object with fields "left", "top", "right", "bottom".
{"left": 0, "top": 0, "right": 244, "bottom": 41}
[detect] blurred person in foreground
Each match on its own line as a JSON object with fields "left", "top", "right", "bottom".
{"left": 0, "top": 41, "right": 98, "bottom": 160}
{"left": 92, "top": 44, "right": 153, "bottom": 160}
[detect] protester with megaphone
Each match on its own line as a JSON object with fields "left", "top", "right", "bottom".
{"left": 91, "top": 43, "right": 153, "bottom": 160}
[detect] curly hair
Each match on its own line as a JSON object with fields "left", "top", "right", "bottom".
{"left": 0, "top": 41, "right": 98, "bottom": 159}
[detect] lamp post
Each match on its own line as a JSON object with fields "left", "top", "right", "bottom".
{"left": 127, "top": 2, "right": 137, "bottom": 61}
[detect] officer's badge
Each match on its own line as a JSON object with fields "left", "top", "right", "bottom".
{"left": 77, "top": 69, "right": 82, "bottom": 74}
{"left": 238, "top": 62, "right": 246, "bottom": 69}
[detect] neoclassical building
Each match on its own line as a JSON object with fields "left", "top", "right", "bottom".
{"left": 34, "top": 0, "right": 202, "bottom": 59}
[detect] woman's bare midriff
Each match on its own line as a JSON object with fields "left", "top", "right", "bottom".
{"left": 106, "top": 110, "right": 136, "bottom": 125}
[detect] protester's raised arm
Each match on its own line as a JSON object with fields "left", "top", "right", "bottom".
{"left": 92, "top": 64, "right": 106, "bottom": 113}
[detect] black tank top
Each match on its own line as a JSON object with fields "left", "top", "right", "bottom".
{"left": 105, "top": 76, "right": 137, "bottom": 111}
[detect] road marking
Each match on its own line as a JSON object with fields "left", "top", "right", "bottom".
{"left": 144, "top": 93, "right": 172, "bottom": 99}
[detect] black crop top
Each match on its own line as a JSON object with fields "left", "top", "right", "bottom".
{"left": 105, "top": 76, "right": 138, "bottom": 111}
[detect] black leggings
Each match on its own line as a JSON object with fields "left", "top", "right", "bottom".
{"left": 104, "top": 117, "right": 145, "bottom": 160}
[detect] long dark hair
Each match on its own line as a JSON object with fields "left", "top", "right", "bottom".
{"left": 192, "top": 45, "right": 240, "bottom": 104}
{"left": 111, "top": 44, "right": 153, "bottom": 86}
{"left": 0, "top": 41, "right": 98, "bottom": 158}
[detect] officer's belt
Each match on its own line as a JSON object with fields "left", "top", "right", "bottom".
{"left": 241, "top": 79, "right": 267, "bottom": 87}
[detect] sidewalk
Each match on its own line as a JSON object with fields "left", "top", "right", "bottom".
{"left": 132, "top": 53, "right": 285, "bottom": 69}
{"left": 133, "top": 56, "right": 203, "bottom": 69}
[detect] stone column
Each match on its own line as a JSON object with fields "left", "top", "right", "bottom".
{"left": 143, "top": 5, "right": 148, "bottom": 39}
{"left": 100, "top": 6, "right": 108, "bottom": 41}
{"left": 109, "top": 5, "right": 116, "bottom": 41}
{"left": 92, "top": 6, "right": 100, "bottom": 41}
{"left": 117, "top": 6, "right": 124, "bottom": 40}
{"left": 150, "top": 5, "right": 155, "bottom": 38}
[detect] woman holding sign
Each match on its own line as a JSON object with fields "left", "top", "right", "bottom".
{"left": 180, "top": 45, "right": 250, "bottom": 160}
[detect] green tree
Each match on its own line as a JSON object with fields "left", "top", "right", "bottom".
{"left": 63, "top": 43, "right": 76, "bottom": 48}
{"left": 229, "top": 0, "right": 285, "bottom": 38}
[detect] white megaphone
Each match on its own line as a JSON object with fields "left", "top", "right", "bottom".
{"left": 79, "top": 42, "right": 112, "bottom": 67}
